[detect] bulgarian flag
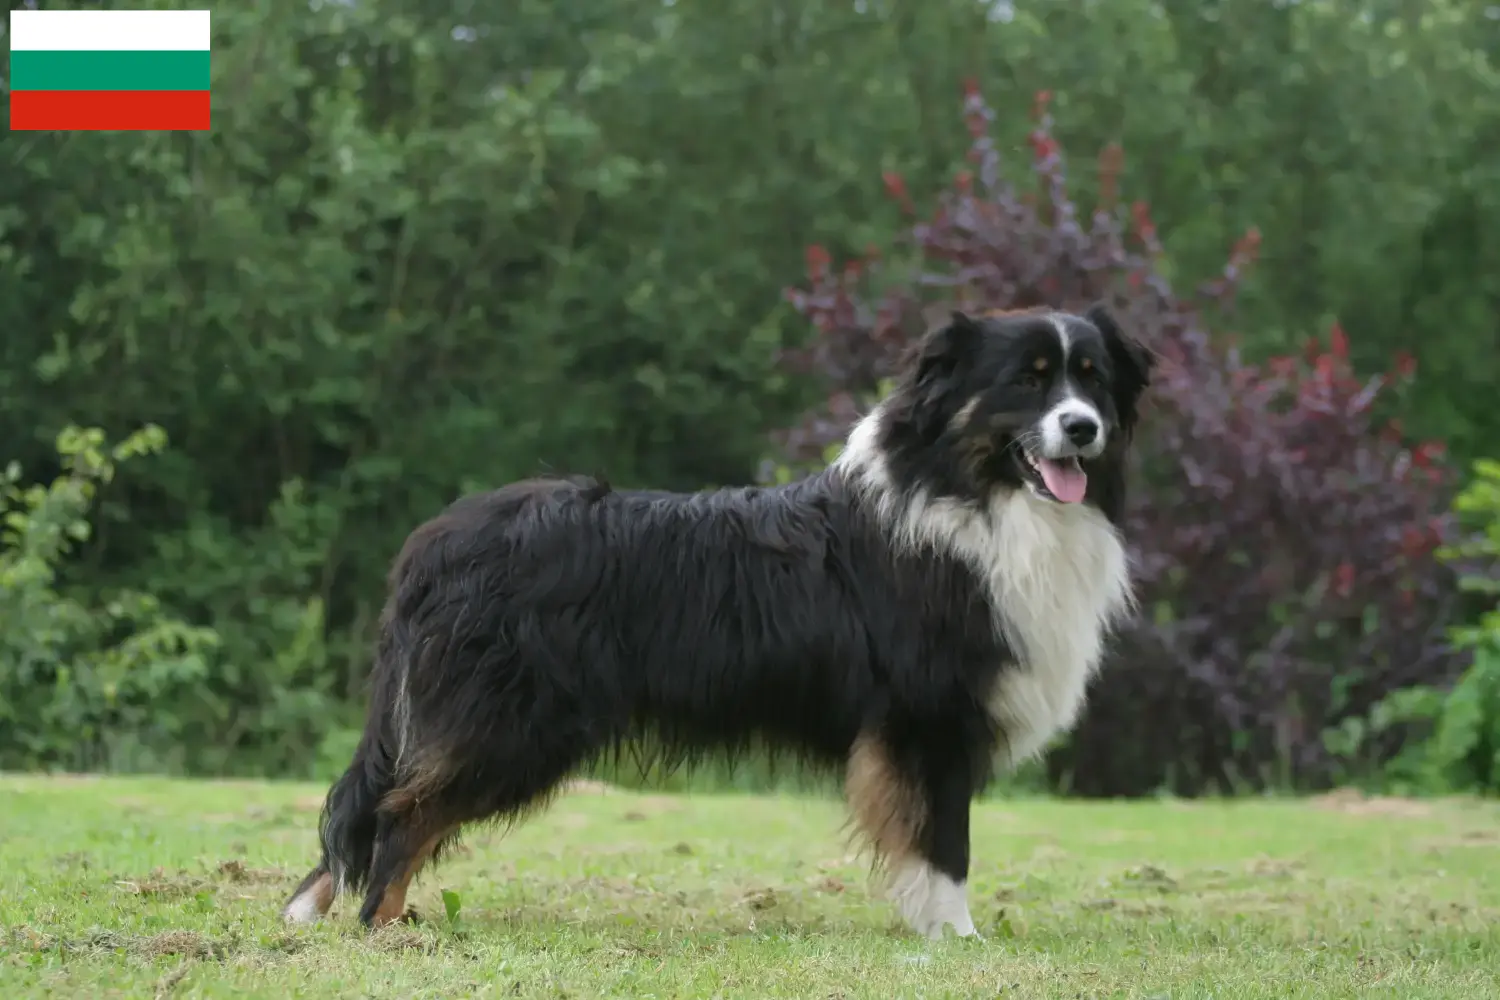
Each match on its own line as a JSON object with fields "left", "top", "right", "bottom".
{"left": 9, "top": 9, "right": 211, "bottom": 131}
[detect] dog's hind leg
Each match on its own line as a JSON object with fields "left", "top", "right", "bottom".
{"left": 283, "top": 862, "right": 335, "bottom": 924}
{"left": 360, "top": 813, "right": 461, "bottom": 928}
{"left": 356, "top": 729, "right": 599, "bottom": 929}
{"left": 283, "top": 731, "right": 395, "bottom": 925}
{"left": 356, "top": 750, "right": 465, "bottom": 929}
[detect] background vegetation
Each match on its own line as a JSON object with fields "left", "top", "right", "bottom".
{"left": 2, "top": 0, "right": 1498, "bottom": 798}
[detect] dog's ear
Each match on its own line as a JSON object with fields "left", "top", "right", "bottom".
{"left": 905, "top": 311, "right": 982, "bottom": 436}
{"left": 1087, "top": 304, "right": 1154, "bottom": 430}
{"left": 913, "top": 311, "right": 982, "bottom": 389}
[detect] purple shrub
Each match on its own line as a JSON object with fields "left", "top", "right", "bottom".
{"left": 776, "top": 84, "right": 1463, "bottom": 795}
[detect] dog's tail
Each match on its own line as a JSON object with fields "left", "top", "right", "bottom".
{"left": 318, "top": 728, "right": 395, "bottom": 896}
{"left": 284, "top": 600, "right": 417, "bottom": 922}
{"left": 323, "top": 596, "right": 428, "bottom": 895}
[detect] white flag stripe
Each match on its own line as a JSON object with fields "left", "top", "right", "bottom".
{"left": 9, "top": 10, "right": 211, "bottom": 52}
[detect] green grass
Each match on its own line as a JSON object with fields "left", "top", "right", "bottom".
{"left": 2, "top": 775, "right": 1498, "bottom": 998}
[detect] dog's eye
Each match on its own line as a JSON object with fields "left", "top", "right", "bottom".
{"left": 1015, "top": 372, "right": 1043, "bottom": 389}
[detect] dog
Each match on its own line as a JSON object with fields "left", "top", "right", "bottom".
{"left": 283, "top": 304, "right": 1154, "bottom": 939}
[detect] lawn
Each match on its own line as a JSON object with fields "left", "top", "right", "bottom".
{"left": 1, "top": 775, "right": 1497, "bottom": 999}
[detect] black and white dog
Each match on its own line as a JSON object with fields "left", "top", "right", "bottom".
{"left": 284, "top": 305, "right": 1154, "bottom": 939}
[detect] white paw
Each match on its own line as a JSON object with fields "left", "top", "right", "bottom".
{"left": 282, "top": 886, "right": 326, "bottom": 925}
{"left": 888, "top": 861, "right": 978, "bottom": 940}
{"left": 286, "top": 893, "right": 325, "bottom": 929}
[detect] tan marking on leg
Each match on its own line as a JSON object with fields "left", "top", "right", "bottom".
{"left": 370, "top": 827, "right": 454, "bottom": 928}
{"left": 846, "top": 735, "right": 980, "bottom": 940}
{"left": 845, "top": 733, "right": 924, "bottom": 875}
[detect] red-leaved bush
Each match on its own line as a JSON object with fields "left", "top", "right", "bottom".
{"left": 775, "top": 84, "right": 1464, "bottom": 796}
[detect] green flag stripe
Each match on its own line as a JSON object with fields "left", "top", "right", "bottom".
{"left": 10, "top": 50, "right": 210, "bottom": 92}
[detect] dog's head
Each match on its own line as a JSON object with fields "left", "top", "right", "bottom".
{"left": 886, "top": 305, "right": 1154, "bottom": 507}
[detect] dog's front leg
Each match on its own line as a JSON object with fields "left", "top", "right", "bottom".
{"left": 846, "top": 731, "right": 982, "bottom": 940}
{"left": 889, "top": 741, "right": 980, "bottom": 940}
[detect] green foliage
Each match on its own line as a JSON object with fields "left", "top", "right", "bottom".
{"left": 0, "top": 427, "right": 219, "bottom": 773}
{"left": 440, "top": 888, "right": 463, "bottom": 926}
{"left": 1, "top": 0, "right": 1498, "bottom": 780}
{"left": 1361, "top": 459, "right": 1500, "bottom": 794}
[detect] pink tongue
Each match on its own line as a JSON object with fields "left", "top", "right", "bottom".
{"left": 1037, "top": 458, "right": 1087, "bottom": 503}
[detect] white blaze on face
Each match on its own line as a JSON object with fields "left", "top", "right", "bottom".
{"left": 1039, "top": 313, "right": 1105, "bottom": 459}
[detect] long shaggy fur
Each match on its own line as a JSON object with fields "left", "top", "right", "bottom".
{"left": 283, "top": 305, "right": 1154, "bottom": 938}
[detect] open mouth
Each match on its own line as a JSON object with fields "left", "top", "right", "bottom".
{"left": 1020, "top": 452, "right": 1088, "bottom": 504}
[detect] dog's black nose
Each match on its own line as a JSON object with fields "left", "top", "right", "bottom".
{"left": 1062, "top": 415, "right": 1098, "bottom": 446}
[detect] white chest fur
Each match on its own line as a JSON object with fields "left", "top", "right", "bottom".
{"left": 838, "top": 417, "right": 1134, "bottom": 766}
{"left": 971, "top": 491, "right": 1131, "bottom": 763}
